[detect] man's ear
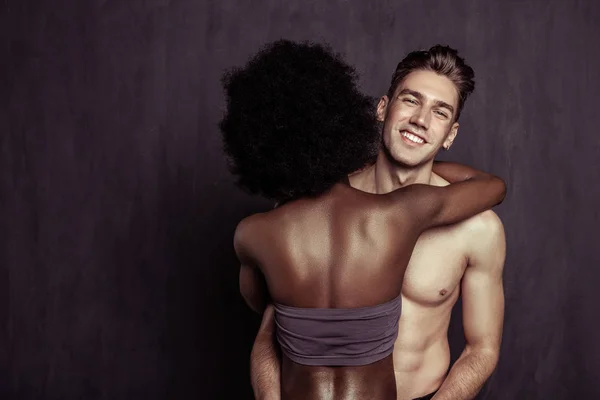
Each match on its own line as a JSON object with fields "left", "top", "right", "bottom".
{"left": 443, "top": 122, "right": 459, "bottom": 150}
{"left": 376, "top": 95, "right": 389, "bottom": 122}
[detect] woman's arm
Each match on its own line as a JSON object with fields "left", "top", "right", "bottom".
{"left": 235, "top": 217, "right": 270, "bottom": 313}
{"left": 387, "top": 161, "right": 506, "bottom": 230}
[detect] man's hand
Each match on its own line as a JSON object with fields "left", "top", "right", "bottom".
{"left": 251, "top": 304, "right": 281, "bottom": 400}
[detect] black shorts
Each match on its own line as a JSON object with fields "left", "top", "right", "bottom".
{"left": 412, "top": 391, "right": 437, "bottom": 400}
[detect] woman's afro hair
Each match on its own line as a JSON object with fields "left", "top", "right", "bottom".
{"left": 220, "top": 39, "right": 379, "bottom": 202}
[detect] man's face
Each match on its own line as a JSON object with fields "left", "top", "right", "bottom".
{"left": 377, "top": 70, "right": 460, "bottom": 168}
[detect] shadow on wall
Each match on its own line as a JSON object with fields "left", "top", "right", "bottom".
{"left": 161, "top": 161, "right": 269, "bottom": 399}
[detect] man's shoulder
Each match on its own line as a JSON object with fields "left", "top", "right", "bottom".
{"left": 461, "top": 209, "right": 506, "bottom": 268}
{"left": 430, "top": 172, "right": 450, "bottom": 187}
{"left": 464, "top": 209, "right": 504, "bottom": 237}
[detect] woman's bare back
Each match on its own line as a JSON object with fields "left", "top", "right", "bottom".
{"left": 252, "top": 183, "right": 419, "bottom": 308}
{"left": 242, "top": 184, "right": 421, "bottom": 399}
{"left": 281, "top": 355, "right": 397, "bottom": 400}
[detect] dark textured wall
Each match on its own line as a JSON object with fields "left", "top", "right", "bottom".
{"left": 3, "top": 0, "right": 600, "bottom": 398}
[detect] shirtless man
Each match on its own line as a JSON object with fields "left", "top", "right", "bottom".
{"left": 250, "top": 45, "right": 506, "bottom": 400}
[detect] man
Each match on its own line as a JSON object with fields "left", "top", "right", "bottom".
{"left": 249, "top": 45, "right": 507, "bottom": 400}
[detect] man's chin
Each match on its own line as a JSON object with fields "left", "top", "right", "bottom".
{"left": 389, "top": 154, "right": 428, "bottom": 169}
{"left": 381, "top": 143, "right": 433, "bottom": 169}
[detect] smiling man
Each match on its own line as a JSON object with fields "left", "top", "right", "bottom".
{"left": 250, "top": 45, "right": 507, "bottom": 400}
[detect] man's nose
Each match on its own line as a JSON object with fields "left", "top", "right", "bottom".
{"left": 409, "top": 107, "right": 430, "bottom": 130}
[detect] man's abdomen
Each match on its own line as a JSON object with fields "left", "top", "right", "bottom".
{"left": 393, "top": 338, "right": 450, "bottom": 400}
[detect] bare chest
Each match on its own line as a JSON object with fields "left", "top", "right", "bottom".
{"left": 401, "top": 225, "right": 469, "bottom": 306}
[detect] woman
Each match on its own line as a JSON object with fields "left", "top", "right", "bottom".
{"left": 220, "top": 40, "right": 506, "bottom": 400}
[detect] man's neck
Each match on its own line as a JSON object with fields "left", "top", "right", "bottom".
{"left": 349, "top": 151, "right": 435, "bottom": 194}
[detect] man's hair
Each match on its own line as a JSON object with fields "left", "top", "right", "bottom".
{"left": 220, "top": 39, "right": 379, "bottom": 202}
{"left": 387, "top": 45, "right": 475, "bottom": 121}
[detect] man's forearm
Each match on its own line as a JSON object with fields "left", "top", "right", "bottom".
{"left": 250, "top": 304, "right": 281, "bottom": 400}
{"left": 432, "top": 346, "right": 498, "bottom": 400}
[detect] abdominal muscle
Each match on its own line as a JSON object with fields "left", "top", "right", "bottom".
{"left": 393, "top": 339, "right": 450, "bottom": 400}
{"left": 280, "top": 354, "right": 397, "bottom": 400}
{"left": 392, "top": 299, "right": 456, "bottom": 400}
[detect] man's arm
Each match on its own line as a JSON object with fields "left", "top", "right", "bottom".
{"left": 250, "top": 304, "right": 281, "bottom": 400}
{"left": 432, "top": 211, "right": 506, "bottom": 400}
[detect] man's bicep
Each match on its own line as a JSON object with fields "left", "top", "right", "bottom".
{"left": 462, "top": 212, "right": 506, "bottom": 350}
{"left": 461, "top": 264, "right": 504, "bottom": 350}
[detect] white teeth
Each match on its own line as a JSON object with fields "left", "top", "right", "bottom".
{"left": 402, "top": 131, "right": 424, "bottom": 144}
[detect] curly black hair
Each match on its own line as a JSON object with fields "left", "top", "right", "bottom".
{"left": 219, "top": 39, "right": 379, "bottom": 202}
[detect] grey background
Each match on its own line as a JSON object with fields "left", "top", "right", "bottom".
{"left": 3, "top": 0, "right": 600, "bottom": 398}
